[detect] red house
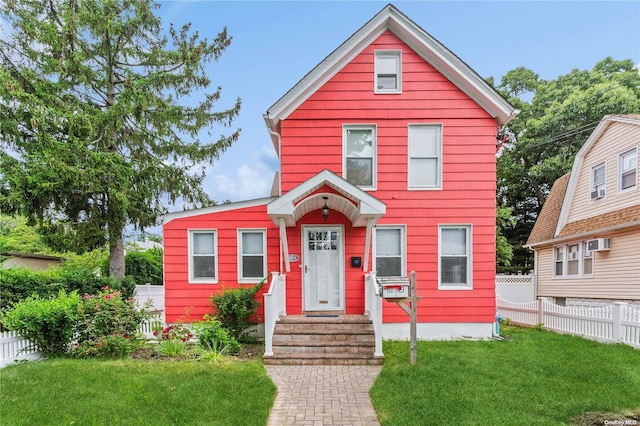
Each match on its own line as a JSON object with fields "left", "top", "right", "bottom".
{"left": 163, "top": 4, "right": 517, "bottom": 362}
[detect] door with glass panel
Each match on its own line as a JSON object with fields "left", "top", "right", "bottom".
{"left": 303, "top": 227, "right": 344, "bottom": 311}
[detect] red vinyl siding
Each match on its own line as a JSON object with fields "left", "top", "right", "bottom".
{"left": 163, "top": 30, "right": 500, "bottom": 326}
{"left": 279, "top": 31, "right": 497, "bottom": 324}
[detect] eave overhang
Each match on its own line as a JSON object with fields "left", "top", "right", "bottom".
{"left": 267, "top": 169, "right": 386, "bottom": 227}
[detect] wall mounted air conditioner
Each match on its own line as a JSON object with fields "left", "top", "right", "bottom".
{"left": 590, "top": 189, "right": 605, "bottom": 200}
{"left": 587, "top": 238, "right": 611, "bottom": 252}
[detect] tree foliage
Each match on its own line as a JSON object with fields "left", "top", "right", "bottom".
{"left": 494, "top": 58, "right": 640, "bottom": 273}
{"left": 0, "top": 0, "right": 241, "bottom": 277}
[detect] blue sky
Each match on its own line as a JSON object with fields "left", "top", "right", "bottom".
{"left": 157, "top": 0, "right": 640, "bottom": 211}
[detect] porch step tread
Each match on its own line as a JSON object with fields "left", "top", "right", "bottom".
{"left": 272, "top": 339, "right": 375, "bottom": 346}
{"left": 266, "top": 352, "right": 377, "bottom": 360}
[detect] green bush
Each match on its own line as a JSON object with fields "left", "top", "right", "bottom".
{"left": 70, "top": 286, "right": 149, "bottom": 358}
{"left": 209, "top": 279, "right": 266, "bottom": 340}
{"left": 0, "top": 291, "right": 80, "bottom": 356}
{"left": 193, "top": 315, "right": 241, "bottom": 355}
{"left": 0, "top": 269, "right": 65, "bottom": 312}
{"left": 0, "top": 268, "right": 135, "bottom": 313}
{"left": 125, "top": 248, "right": 163, "bottom": 285}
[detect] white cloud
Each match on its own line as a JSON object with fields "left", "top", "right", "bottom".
{"left": 208, "top": 146, "right": 277, "bottom": 202}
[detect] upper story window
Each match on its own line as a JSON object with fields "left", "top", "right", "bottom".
{"left": 619, "top": 147, "right": 637, "bottom": 192}
{"left": 189, "top": 230, "right": 217, "bottom": 283}
{"left": 590, "top": 162, "right": 606, "bottom": 200}
{"left": 238, "top": 229, "right": 267, "bottom": 283}
{"left": 408, "top": 124, "right": 442, "bottom": 189}
{"left": 553, "top": 241, "right": 593, "bottom": 278}
{"left": 374, "top": 50, "right": 401, "bottom": 93}
{"left": 439, "top": 225, "right": 472, "bottom": 289}
{"left": 343, "top": 125, "right": 376, "bottom": 189}
{"left": 374, "top": 226, "right": 406, "bottom": 277}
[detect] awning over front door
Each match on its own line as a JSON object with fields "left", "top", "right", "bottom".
{"left": 267, "top": 169, "right": 386, "bottom": 273}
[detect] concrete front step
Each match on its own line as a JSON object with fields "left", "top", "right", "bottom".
{"left": 264, "top": 314, "right": 382, "bottom": 365}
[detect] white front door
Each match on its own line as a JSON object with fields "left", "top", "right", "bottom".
{"left": 303, "top": 226, "right": 344, "bottom": 311}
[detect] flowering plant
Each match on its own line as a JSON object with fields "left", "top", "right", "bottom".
{"left": 154, "top": 324, "right": 193, "bottom": 342}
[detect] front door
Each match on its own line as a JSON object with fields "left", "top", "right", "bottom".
{"left": 303, "top": 226, "right": 344, "bottom": 311}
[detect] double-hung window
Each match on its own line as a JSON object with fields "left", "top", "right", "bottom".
{"left": 374, "top": 226, "right": 406, "bottom": 277}
{"left": 619, "top": 147, "right": 637, "bottom": 192}
{"left": 590, "top": 162, "right": 606, "bottom": 200}
{"left": 408, "top": 124, "right": 442, "bottom": 189}
{"left": 439, "top": 225, "right": 472, "bottom": 289}
{"left": 553, "top": 242, "right": 593, "bottom": 278}
{"left": 344, "top": 125, "right": 376, "bottom": 189}
{"left": 190, "top": 230, "right": 217, "bottom": 283}
{"left": 238, "top": 230, "right": 267, "bottom": 282}
{"left": 374, "top": 50, "right": 401, "bottom": 93}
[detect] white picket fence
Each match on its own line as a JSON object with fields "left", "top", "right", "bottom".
{"left": 497, "top": 297, "right": 640, "bottom": 349}
{"left": 0, "top": 311, "right": 165, "bottom": 368}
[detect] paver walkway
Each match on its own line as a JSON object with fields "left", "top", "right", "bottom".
{"left": 265, "top": 365, "right": 382, "bottom": 426}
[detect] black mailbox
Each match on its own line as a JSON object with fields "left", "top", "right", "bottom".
{"left": 351, "top": 256, "right": 362, "bottom": 268}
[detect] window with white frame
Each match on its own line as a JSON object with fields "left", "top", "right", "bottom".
{"left": 374, "top": 226, "right": 405, "bottom": 277}
{"left": 238, "top": 230, "right": 267, "bottom": 282}
{"left": 190, "top": 230, "right": 217, "bottom": 283}
{"left": 344, "top": 125, "right": 376, "bottom": 188}
{"left": 408, "top": 124, "right": 442, "bottom": 189}
{"left": 591, "top": 162, "right": 606, "bottom": 200}
{"left": 553, "top": 241, "right": 594, "bottom": 278}
{"left": 439, "top": 225, "right": 471, "bottom": 288}
{"left": 619, "top": 147, "right": 637, "bottom": 191}
{"left": 374, "top": 50, "right": 401, "bottom": 93}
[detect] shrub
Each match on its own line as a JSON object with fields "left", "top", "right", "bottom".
{"left": 193, "top": 315, "right": 241, "bottom": 355}
{"left": 125, "top": 248, "right": 163, "bottom": 285}
{"left": 0, "top": 291, "right": 80, "bottom": 356}
{"left": 0, "top": 269, "right": 65, "bottom": 313}
{"left": 70, "top": 286, "right": 149, "bottom": 358}
{"left": 154, "top": 324, "right": 193, "bottom": 342}
{"left": 155, "top": 339, "right": 189, "bottom": 358}
{"left": 209, "top": 279, "right": 266, "bottom": 339}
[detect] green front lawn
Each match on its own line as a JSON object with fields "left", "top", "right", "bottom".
{"left": 1, "top": 326, "right": 638, "bottom": 425}
{"left": 371, "top": 325, "right": 640, "bottom": 425}
{"left": 1, "top": 358, "right": 276, "bottom": 426}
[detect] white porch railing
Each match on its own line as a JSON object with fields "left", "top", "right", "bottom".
{"left": 497, "top": 297, "right": 640, "bottom": 349}
{"left": 364, "top": 272, "right": 383, "bottom": 358}
{"left": 263, "top": 272, "right": 287, "bottom": 357}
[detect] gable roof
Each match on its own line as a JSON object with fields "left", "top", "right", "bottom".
{"left": 263, "top": 3, "right": 518, "bottom": 148}
{"left": 526, "top": 115, "right": 640, "bottom": 248}
{"left": 554, "top": 114, "right": 640, "bottom": 237}
{"left": 526, "top": 173, "right": 570, "bottom": 246}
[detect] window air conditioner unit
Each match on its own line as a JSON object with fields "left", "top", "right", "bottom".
{"left": 587, "top": 238, "right": 611, "bottom": 252}
{"left": 590, "top": 189, "right": 605, "bottom": 200}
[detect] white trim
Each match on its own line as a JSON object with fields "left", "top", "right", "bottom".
{"left": 373, "top": 225, "right": 407, "bottom": 277}
{"left": 237, "top": 229, "right": 267, "bottom": 283}
{"left": 382, "top": 322, "right": 493, "bottom": 340}
{"left": 267, "top": 169, "right": 385, "bottom": 227}
{"left": 407, "top": 123, "right": 443, "bottom": 190}
{"left": 163, "top": 197, "right": 275, "bottom": 225}
{"left": 618, "top": 146, "right": 638, "bottom": 194}
{"left": 302, "top": 225, "right": 345, "bottom": 311}
{"left": 343, "top": 124, "right": 377, "bottom": 190}
{"left": 374, "top": 49, "right": 402, "bottom": 94}
{"left": 438, "top": 224, "right": 473, "bottom": 290}
{"left": 590, "top": 161, "right": 606, "bottom": 202}
{"left": 188, "top": 229, "right": 218, "bottom": 284}
{"left": 555, "top": 115, "right": 640, "bottom": 237}
{"left": 263, "top": 4, "right": 517, "bottom": 134}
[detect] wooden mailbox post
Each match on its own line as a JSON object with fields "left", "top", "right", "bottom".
{"left": 377, "top": 271, "right": 421, "bottom": 365}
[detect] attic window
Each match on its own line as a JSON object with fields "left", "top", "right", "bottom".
{"left": 375, "top": 50, "right": 401, "bottom": 93}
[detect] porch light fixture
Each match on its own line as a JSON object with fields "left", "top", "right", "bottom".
{"left": 321, "top": 196, "right": 330, "bottom": 221}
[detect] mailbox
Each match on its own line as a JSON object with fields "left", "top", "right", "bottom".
{"left": 377, "top": 277, "right": 410, "bottom": 299}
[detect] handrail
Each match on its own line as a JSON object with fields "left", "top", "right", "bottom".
{"left": 263, "top": 272, "right": 286, "bottom": 357}
{"left": 364, "top": 272, "right": 383, "bottom": 357}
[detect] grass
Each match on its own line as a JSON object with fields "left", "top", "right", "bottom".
{"left": 371, "top": 325, "right": 640, "bottom": 425}
{"left": 1, "top": 326, "right": 638, "bottom": 425}
{"left": 0, "top": 358, "right": 276, "bottom": 426}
